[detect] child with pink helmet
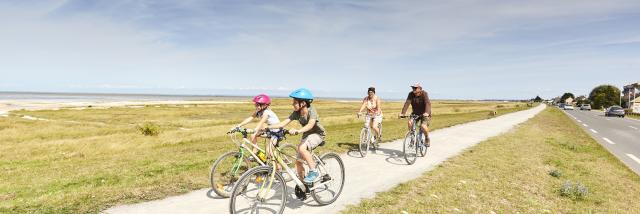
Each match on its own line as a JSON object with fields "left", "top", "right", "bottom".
{"left": 231, "top": 94, "right": 281, "bottom": 147}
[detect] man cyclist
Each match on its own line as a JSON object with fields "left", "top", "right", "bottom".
{"left": 399, "top": 83, "right": 432, "bottom": 147}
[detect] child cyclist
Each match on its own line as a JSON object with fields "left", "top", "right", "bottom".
{"left": 230, "top": 94, "right": 280, "bottom": 156}
{"left": 267, "top": 88, "right": 326, "bottom": 184}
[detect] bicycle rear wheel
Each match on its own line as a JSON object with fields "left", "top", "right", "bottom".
{"left": 403, "top": 132, "right": 417, "bottom": 165}
{"left": 210, "top": 151, "right": 255, "bottom": 198}
{"left": 358, "top": 128, "right": 370, "bottom": 157}
{"left": 311, "top": 153, "right": 345, "bottom": 205}
{"left": 229, "top": 166, "right": 287, "bottom": 214}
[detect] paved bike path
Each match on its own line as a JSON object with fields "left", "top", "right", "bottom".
{"left": 104, "top": 104, "right": 546, "bottom": 214}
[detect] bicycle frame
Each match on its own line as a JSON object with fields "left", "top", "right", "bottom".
{"left": 228, "top": 129, "right": 270, "bottom": 168}
{"left": 256, "top": 134, "right": 332, "bottom": 199}
{"left": 359, "top": 114, "right": 382, "bottom": 142}
{"left": 408, "top": 115, "right": 425, "bottom": 144}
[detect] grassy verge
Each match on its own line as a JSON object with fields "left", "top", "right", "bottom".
{"left": 627, "top": 113, "right": 640, "bottom": 120}
{"left": 0, "top": 99, "right": 531, "bottom": 213}
{"left": 342, "top": 107, "right": 640, "bottom": 213}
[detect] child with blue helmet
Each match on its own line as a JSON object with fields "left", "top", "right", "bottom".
{"left": 268, "top": 88, "right": 326, "bottom": 184}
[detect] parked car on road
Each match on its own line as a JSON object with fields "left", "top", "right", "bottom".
{"left": 559, "top": 103, "right": 566, "bottom": 109}
{"left": 580, "top": 104, "right": 591, "bottom": 111}
{"left": 605, "top": 106, "right": 625, "bottom": 117}
{"left": 564, "top": 104, "right": 574, "bottom": 110}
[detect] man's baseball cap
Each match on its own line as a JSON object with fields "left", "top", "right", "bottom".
{"left": 410, "top": 83, "right": 422, "bottom": 88}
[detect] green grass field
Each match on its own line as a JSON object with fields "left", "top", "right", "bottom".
{"left": 342, "top": 107, "right": 640, "bottom": 213}
{"left": 0, "top": 99, "right": 530, "bottom": 213}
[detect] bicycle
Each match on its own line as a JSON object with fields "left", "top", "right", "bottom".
{"left": 357, "top": 113, "right": 382, "bottom": 157}
{"left": 399, "top": 114, "right": 430, "bottom": 165}
{"left": 229, "top": 129, "right": 345, "bottom": 214}
{"left": 209, "top": 127, "right": 296, "bottom": 198}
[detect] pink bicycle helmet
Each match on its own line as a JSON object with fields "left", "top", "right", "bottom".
{"left": 253, "top": 94, "right": 271, "bottom": 105}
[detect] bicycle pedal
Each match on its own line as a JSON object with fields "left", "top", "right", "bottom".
{"left": 321, "top": 174, "right": 331, "bottom": 182}
{"left": 294, "top": 185, "right": 308, "bottom": 200}
{"left": 304, "top": 181, "right": 314, "bottom": 190}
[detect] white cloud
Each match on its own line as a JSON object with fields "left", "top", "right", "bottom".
{"left": 1, "top": 0, "right": 639, "bottom": 99}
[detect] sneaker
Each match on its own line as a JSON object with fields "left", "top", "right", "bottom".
{"left": 426, "top": 135, "right": 431, "bottom": 147}
{"left": 303, "top": 170, "right": 319, "bottom": 183}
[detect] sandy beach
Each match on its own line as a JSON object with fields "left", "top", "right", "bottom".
{"left": 0, "top": 99, "right": 248, "bottom": 117}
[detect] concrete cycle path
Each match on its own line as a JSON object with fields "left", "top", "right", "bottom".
{"left": 104, "top": 104, "right": 546, "bottom": 214}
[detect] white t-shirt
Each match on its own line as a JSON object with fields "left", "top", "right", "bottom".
{"left": 256, "top": 109, "right": 281, "bottom": 127}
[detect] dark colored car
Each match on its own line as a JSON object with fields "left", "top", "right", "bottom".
{"left": 580, "top": 104, "right": 591, "bottom": 111}
{"left": 605, "top": 106, "right": 625, "bottom": 117}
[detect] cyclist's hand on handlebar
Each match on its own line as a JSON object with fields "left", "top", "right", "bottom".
{"left": 228, "top": 126, "right": 239, "bottom": 133}
{"left": 398, "top": 113, "right": 406, "bottom": 119}
{"left": 356, "top": 112, "right": 362, "bottom": 118}
{"left": 423, "top": 113, "right": 430, "bottom": 118}
{"left": 288, "top": 129, "right": 300, "bottom": 135}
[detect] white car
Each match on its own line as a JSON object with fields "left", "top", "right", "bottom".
{"left": 564, "top": 105, "right": 574, "bottom": 110}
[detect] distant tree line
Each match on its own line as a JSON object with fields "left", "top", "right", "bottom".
{"left": 555, "top": 85, "right": 622, "bottom": 109}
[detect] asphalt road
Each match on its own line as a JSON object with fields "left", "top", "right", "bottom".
{"left": 563, "top": 108, "right": 640, "bottom": 175}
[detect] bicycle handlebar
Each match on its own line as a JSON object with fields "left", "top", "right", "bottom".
{"left": 226, "top": 127, "right": 255, "bottom": 135}
{"left": 398, "top": 114, "right": 428, "bottom": 119}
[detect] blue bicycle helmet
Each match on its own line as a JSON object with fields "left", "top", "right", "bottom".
{"left": 289, "top": 88, "right": 314, "bottom": 102}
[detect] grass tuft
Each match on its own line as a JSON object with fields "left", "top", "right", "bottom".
{"left": 136, "top": 123, "right": 161, "bottom": 136}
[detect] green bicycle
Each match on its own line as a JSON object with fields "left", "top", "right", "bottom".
{"left": 209, "top": 127, "right": 296, "bottom": 198}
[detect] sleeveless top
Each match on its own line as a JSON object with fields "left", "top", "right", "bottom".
{"left": 364, "top": 95, "right": 382, "bottom": 116}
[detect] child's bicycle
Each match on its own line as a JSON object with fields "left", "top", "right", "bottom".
{"left": 399, "top": 114, "right": 430, "bottom": 165}
{"left": 209, "top": 127, "right": 296, "bottom": 198}
{"left": 229, "top": 129, "right": 345, "bottom": 214}
{"left": 357, "top": 113, "right": 382, "bottom": 157}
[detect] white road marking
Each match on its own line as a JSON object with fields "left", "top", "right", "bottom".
{"left": 606, "top": 118, "right": 611, "bottom": 121}
{"left": 577, "top": 120, "right": 582, "bottom": 122}
{"left": 630, "top": 126, "right": 638, "bottom": 130}
{"left": 582, "top": 123, "right": 588, "bottom": 127}
{"left": 590, "top": 129, "right": 598, "bottom": 133}
{"left": 602, "top": 137, "right": 615, "bottom": 145}
{"left": 627, "top": 154, "right": 640, "bottom": 165}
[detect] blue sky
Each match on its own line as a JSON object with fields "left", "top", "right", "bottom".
{"left": 0, "top": 0, "right": 639, "bottom": 99}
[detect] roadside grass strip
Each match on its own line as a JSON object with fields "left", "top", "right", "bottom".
{"left": 342, "top": 107, "right": 640, "bottom": 213}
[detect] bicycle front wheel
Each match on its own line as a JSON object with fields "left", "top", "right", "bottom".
{"left": 210, "top": 151, "right": 254, "bottom": 198}
{"left": 229, "top": 166, "right": 287, "bottom": 214}
{"left": 311, "top": 152, "right": 345, "bottom": 205}
{"left": 403, "top": 132, "right": 417, "bottom": 165}
{"left": 358, "top": 128, "right": 370, "bottom": 157}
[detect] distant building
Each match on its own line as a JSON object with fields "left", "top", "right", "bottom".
{"left": 633, "top": 97, "right": 640, "bottom": 113}
{"left": 565, "top": 97, "right": 574, "bottom": 105}
{"left": 623, "top": 82, "right": 639, "bottom": 109}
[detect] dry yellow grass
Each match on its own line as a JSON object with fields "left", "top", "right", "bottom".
{"left": 342, "top": 107, "right": 640, "bottom": 213}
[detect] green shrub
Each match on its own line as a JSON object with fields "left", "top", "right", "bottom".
{"left": 549, "top": 169, "right": 562, "bottom": 178}
{"left": 136, "top": 123, "right": 161, "bottom": 136}
{"left": 559, "top": 180, "right": 588, "bottom": 200}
